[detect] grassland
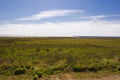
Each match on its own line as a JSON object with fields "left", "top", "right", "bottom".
{"left": 0, "top": 37, "right": 120, "bottom": 80}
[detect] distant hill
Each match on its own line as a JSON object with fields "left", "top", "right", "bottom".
{"left": 73, "top": 36, "right": 120, "bottom": 38}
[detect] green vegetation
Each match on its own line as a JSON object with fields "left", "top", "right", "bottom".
{"left": 0, "top": 37, "right": 120, "bottom": 79}
{"left": 14, "top": 67, "right": 27, "bottom": 75}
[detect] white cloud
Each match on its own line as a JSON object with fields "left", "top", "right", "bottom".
{"left": 81, "top": 15, "right": 107, "bottom": 21}
{"left": 80, "top": 14, "right": 120, "bottom": 21}
{"left": 0, "top": 20, "right": 120, "bottom": 37}
{"left": 17, "top": 9, "right": 83, "bottom": 21}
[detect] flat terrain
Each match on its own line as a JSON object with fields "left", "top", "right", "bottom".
{"left": 0, "top": 37, "right": 120, "bottom": 80}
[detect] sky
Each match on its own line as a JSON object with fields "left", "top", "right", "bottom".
{"left": 0, "top": 0, "right": 120, "bottom": 37}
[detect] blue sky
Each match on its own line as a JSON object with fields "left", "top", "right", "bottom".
{"left": 0, "top": 0, "right": 120, "bottom": 36}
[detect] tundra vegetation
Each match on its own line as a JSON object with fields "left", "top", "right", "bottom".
{"left": 0, "top": 37, "right": 120, "bottom": 80}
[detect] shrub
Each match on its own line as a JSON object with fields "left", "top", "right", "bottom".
{"left": 46, "top": 69, "right": 54, "bottom": 75}
{"left": 88, "top": 66, "right": 97, "bottom": 72}
{"left": 54, "top": 70, "right": 61, "bottom": 74}
{"left": 53, "top": 67, "right": 64, "bottom": 71}
{"left": 25, "top": 65, "right": 31, "bottom": 70}
{"left": 33, "top": 75, "right": 38, "bottom": 80}
{"left": 14, "top": 67, "right": 26, "bottom": 75}
{"left": 117, "top": 66, "right": 120, "bottom": 71}
{"left": 33, "top": 71, "right": 42, "bottom": 78}
{"left": 73, "top": 66, "right": 87, "bottom": 72}
{"left": 31, "top": 66, "right": 35, "bottom": 70}
{"left": 37, "top": 71, "right": 42, "bottom": 78}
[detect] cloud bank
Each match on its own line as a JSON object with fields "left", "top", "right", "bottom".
{"left": 0, "top": 21, "right": 120, "bottom": 37}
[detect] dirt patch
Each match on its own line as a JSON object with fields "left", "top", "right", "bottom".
{"left": 41, "top": 73, "right": 120, "bottom": 80}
